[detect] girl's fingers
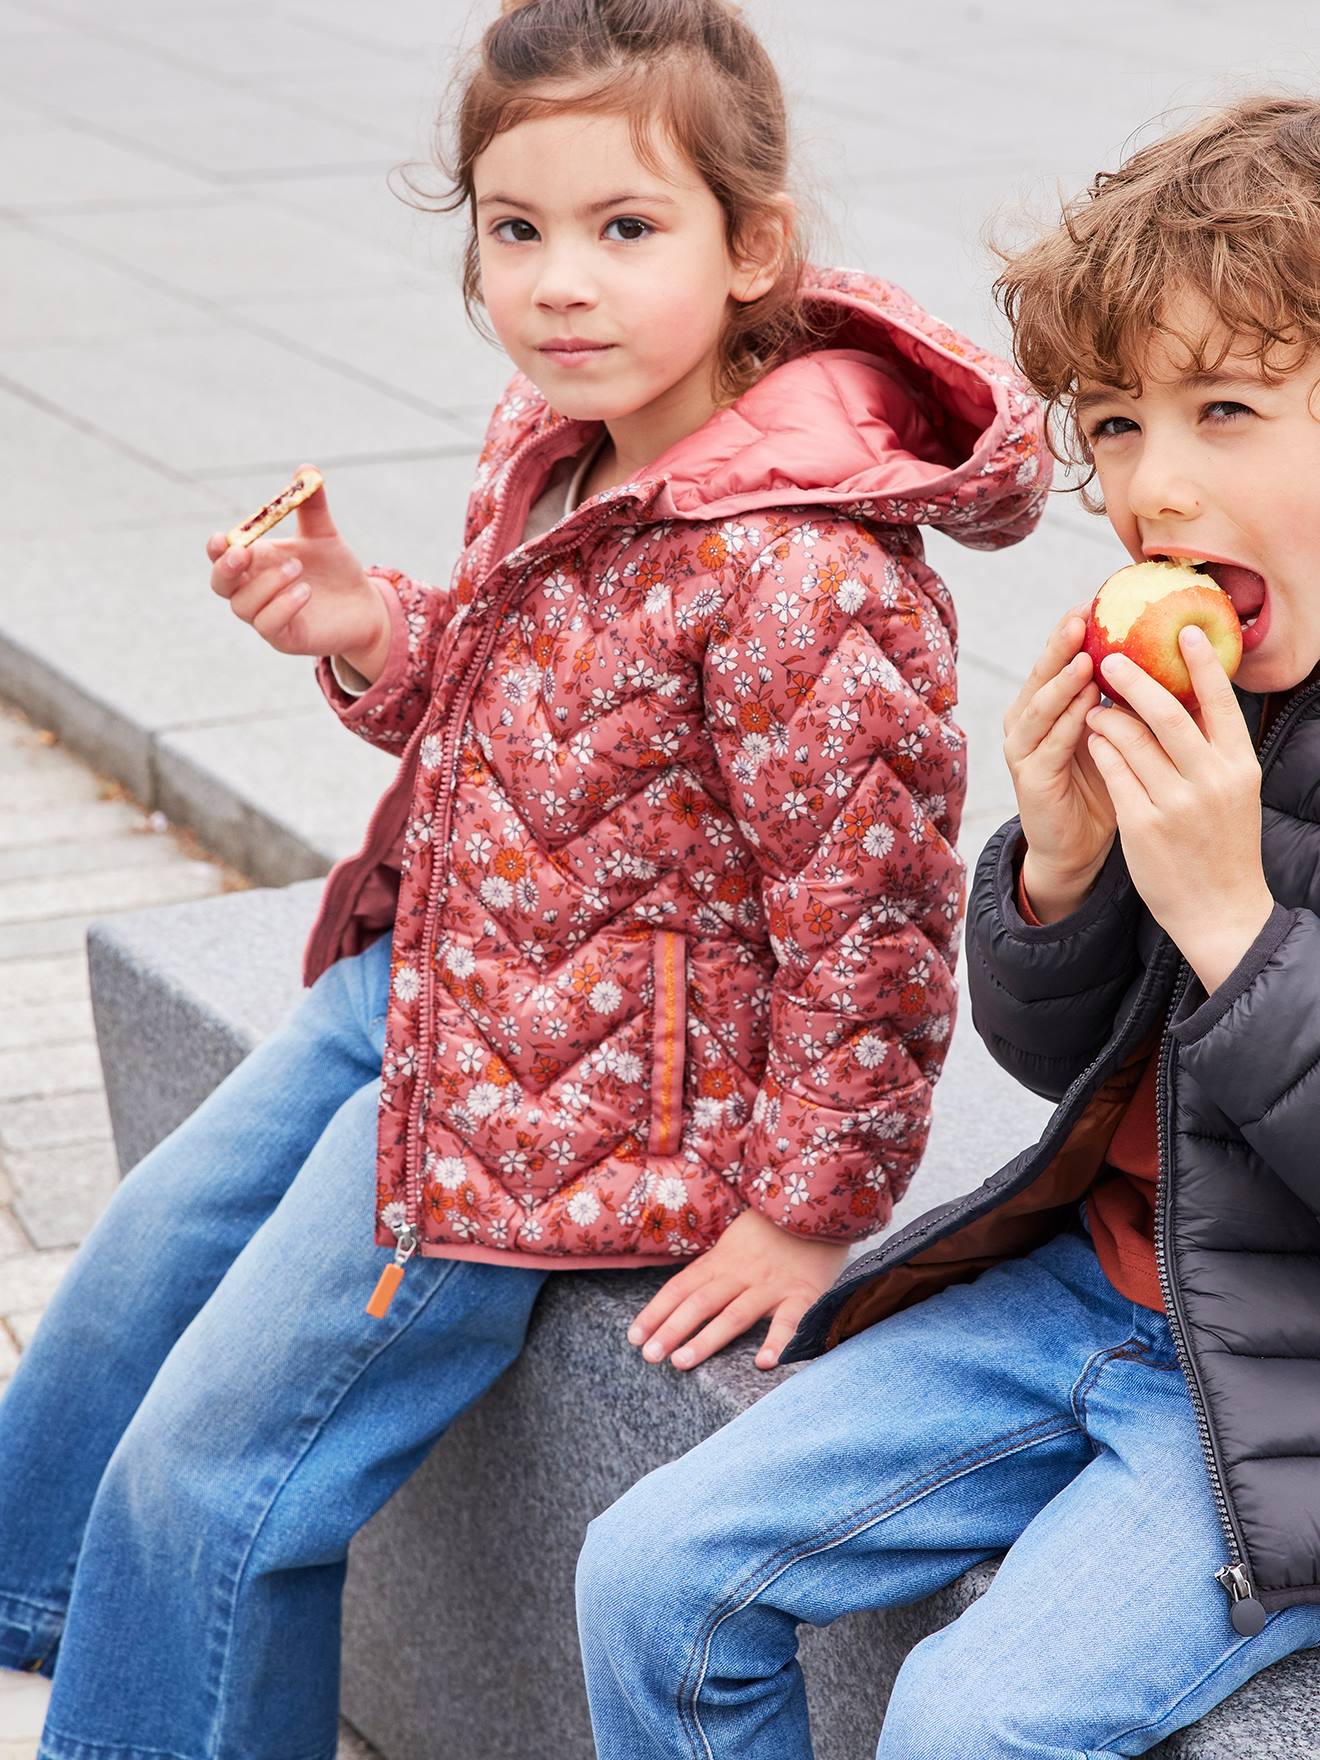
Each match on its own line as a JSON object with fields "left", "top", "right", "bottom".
{"left": 230, "top": 558, "right": 304, "bottom": 628}
{"left": 205, "top": 532, "right": 229, "bottom": 562}
{"left": 627, "top": 1263, "right": 708, "bottom": 1345}
{"left": 639, "top": 1278, "right": 741, "bottom": 1364}
{"left": 251, "top": 578, "right": 311, "bottom": 642}
{"left": 757, "top": 1292, "right": 817, "bottom": 1369}
{"left": 669, "top": 1290, "right": 772, "bottom": 1371}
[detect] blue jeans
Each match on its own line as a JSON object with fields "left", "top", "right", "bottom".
{"left": 577, "top": 1221, "right": 1320, "bottom": 1758}
{"left": 0, "top": 930, "right": 547, "bottom": 1760}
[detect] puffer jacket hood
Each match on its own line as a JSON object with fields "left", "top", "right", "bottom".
{"left": 304, "top": 265, "right": 1049, "bottom": 1274}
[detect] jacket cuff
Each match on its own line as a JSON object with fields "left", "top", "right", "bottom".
{"left": 1169, "top": 902, "right": 1296, "bottom": 1047}
{"left": 993, "top": 822, "right": 1132, "bottom": 943}
{"left": 314, "top": 572, "right": 409, "bottom": 722}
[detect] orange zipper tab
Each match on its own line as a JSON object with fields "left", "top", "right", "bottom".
{"left": 365, "top": 1223, "right": 418, "bottom": 1319}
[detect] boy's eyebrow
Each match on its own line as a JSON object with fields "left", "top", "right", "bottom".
{"left": 475, "top": 191, "right": 680, "bottom": 213}
{"left": 1074, "top": 370, "right": 1270, "bottom": 415}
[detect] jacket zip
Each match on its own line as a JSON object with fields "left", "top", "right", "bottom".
{"left": 366, "top": 432, "right": 649, "bottom": 1314}
{"left": 1153, "top": 678, "right": 1320, "bottom": 1631}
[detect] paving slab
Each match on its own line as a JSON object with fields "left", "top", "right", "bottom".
{"left": 0, "top": 953, "right": 90, "bottom": 1007}
{"left": 0, "top": 220, "right": 214, "bottom": 346}
{"left": 0, "top": 1090, "right": 114, "bottom": 1155}
{"left": 6, "top": 1137, "right": 120, "bottom": 1251}
{"left": 0, "top": 125, "right": 216, "bottom": 214}
{"left": 0, "top": 997, "right": 95, "bottom": 1052}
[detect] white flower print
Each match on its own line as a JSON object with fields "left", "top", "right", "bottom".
{"left": 566, "top": 1190, "right": 601, "bottom": 1226}
{"left": 380, "top": 1200, "right": 408, "bottom": 1234}
{"left": 862, "top": 821, "right": 895, "bottom": 859}
{"left": 589, "top": 979, "right": 622, "bottom": 1014}
{"left": 428, "top": 1155, "right": 468, "bottom": 1190}
{"left": 654, "top": 1177, "right": 688, "bottom": 1210}
{"left": 479, "top": 876, "right": 515, "bottom": 909}
{"left": 419, "top": 734, "right": 442, "bottom": 769}
{"left": 446, "top": 945, "right": 477, "bottom": 979}
{"left": 465, "top": 833, "right": 492, "bottom": 865}
{"left": 467, "top": 1082, "right": 505, "bottom": 1120}
{"left": 392, "top": 964, "right": 420, "bottom": 1004}
{"left": 854, "top": 1033, "right": 889, "bottom": 1069}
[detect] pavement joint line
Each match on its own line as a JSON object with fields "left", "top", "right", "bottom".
{"left": 199, "top": 441, "right": 482, "bottom": 476}
{"left": 0, "top": 369, "right": 202, "bottom": 489}
{"left": 12, "top": 211, "right": 487, "bottom": 432}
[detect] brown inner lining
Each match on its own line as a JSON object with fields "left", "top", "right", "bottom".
{"left": 827, "top": 1034, "right": 1157, "bottom": 1347}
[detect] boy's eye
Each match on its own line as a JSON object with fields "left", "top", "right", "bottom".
{"left": 1203, "top": 400, "right": 1252, "bottom": 423}
{"left": 1088, "top": 415, "right": 1138, "bottom": 442}
{"left": 492, "top": 218, "right": 539, "bottom": 244}
{"left": 603, "top": 216, "right": 652, "bottom": 243}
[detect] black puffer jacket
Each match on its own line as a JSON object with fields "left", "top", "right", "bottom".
{"left": 785, "top": 678, "right": 1320, "bottom": 1634}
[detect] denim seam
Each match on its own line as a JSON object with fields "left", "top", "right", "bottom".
{"left": 675, "top": 1412, "right": 1082, "bottom": 1760}
{"left": 1098, "top": 1621, "right": 1261, "bottom": 1753}
{"left": 1069, "top": 1335, "right": 1148, "bottom": 1434}
{"left": 199, "top": 1258, "right": 463, "bottom": 1760}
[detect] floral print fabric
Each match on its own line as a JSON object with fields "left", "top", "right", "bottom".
{"left": 303, "top": 267, "right": 1049, "bottom": 1265}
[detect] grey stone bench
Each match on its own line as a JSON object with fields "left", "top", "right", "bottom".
{"left": 86, "top": 884, "right": 1320, "bottom": 1759}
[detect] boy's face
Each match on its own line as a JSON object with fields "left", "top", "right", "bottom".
{"left": 1079, "top": 290, "right": 1320, "bottom": 696}
{"left": 472, "top": 106, "right": 770, "bottom": 435}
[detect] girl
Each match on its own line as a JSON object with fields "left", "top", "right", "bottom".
{"left": 0, "top": 2, "right": 1045, "bottom": 1757}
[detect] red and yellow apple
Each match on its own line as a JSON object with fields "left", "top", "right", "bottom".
{"left": 1083, "top": 559, "right": 1242, "bottom": 709}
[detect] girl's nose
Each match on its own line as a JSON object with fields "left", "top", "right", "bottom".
{"left": 532, "top": 249, "right": 598, "bottom": 313}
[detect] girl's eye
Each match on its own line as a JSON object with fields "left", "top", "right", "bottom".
{"left": 492, "top": 219, "right": 539, "bottom": 244}
{"left": 603, "top": 216, "right": 652, "bottom": 243}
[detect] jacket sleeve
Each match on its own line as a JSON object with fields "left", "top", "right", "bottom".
{"left": 313, "top": 566, "right": 458, "bottom": 755}
{"left": 1170, "top": 903, "right": 1320, "bottom": 1216}
{"left": 701, "top": 516, "right": 966, "bottom": 1240}
{"left": 966, "top": 818, "right": 1144, "bottom": 1101}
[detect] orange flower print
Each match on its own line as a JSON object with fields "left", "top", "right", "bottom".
{"left": 697, "top": 532, "right": 729, "bottom": 569}
{"left": 492, "top": 847, "right": 527, "bottom": 880}
{"left": 739, "top": 700, "right": 772, "bottom": 734}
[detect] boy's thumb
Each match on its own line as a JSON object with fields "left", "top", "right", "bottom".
{"left": 293, "top": 464, "right": 336, "bottom": 539}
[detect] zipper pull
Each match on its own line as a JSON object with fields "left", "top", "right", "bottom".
{"left": 1215, "top": 1563, "right": 1267, "bottom": 1635}
{"left": 365, "top": 1224, "right": 418, "bottom": 1319}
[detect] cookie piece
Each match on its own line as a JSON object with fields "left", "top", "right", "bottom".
{"left": 225, "top": 467, "right": 324, "bottom": 549}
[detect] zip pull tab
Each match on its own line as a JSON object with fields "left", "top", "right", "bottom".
{"left": 365, "top": 1225, "right": 418, "bottom": 1319}
{"left": 1215, "top": 1563, "right": 1267, "bottom": 1635}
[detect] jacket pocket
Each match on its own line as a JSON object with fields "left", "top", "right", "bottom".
{"left": 648, "top": 930, "right": 687, "bottom": 1156}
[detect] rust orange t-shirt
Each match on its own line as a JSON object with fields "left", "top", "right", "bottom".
{"left": 1016, "top": 869, "right": 1164, "bottom": 1311}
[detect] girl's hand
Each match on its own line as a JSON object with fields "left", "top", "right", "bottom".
{"left": 205, "top": 466, "right": 386, "bottom": 666}
{"left": 627, "top": 1207, "right": 849, "bottom": 1373}
{"left": 1085, "top": 627, "right": 1274, "bottom": 994}
{"left": 1002, "top": 602, "right": 1117, "bottom": 922}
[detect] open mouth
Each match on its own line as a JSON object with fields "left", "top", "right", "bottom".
{"left": 1158, "top": 557, "right": 1269, "bottom": 632}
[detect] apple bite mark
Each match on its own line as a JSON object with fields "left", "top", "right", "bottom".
{"left": 1084, "top": 559, "right": 1243, "bottom": 708}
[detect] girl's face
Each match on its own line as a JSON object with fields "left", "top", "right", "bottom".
{"left": 472, "top": 106, "right": 775, "bottom": 448}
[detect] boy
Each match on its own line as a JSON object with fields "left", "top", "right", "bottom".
{"left": 575, "top": 95, "right": 1320, "bottom": 1757}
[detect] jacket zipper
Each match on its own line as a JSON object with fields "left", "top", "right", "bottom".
{"left": 367, "top": 435, "right": 648, "bottom": 1314}
{"left": 1153, "top": 678, "right": 1320, "bottom": 1632}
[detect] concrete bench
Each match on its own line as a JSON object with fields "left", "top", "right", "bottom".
{"left": 86, "top": 883, "right": 1320, "bottom": 1759}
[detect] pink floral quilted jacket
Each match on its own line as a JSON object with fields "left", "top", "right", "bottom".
{"left": 302, "top": 267, "right": 1049, "bottom": 1284}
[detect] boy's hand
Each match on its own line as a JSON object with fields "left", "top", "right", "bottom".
{"left": 1003, "top": 603, "right": 1117, "bottom": 922}
{"left": 1085, "top": 627, "right": 1274, "bottom": 994}
{"left": 628, "top": 1207, "right": 848, "bottom": 1373}
{"left": 205, "top": 465, "right": 388, "bottom": 670}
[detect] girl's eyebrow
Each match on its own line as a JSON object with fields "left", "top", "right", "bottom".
{"left": 475, "top": 191, "right": 679, "bottom": 213}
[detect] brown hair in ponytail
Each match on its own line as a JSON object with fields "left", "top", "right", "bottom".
{"left": 400, "top": 0, "right": 814, "bottom": 404}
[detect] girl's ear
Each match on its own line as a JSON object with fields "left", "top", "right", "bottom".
{"left": 730, "top": 193, "right": 796, "bottom": 304}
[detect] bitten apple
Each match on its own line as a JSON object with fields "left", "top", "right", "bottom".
{"left": 1083, "top": 559, "right": 1242, "bottom": 708}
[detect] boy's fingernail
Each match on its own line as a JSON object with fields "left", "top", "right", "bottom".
{"left": 1182, "top": 625, "right": 1207, "bottom": 646}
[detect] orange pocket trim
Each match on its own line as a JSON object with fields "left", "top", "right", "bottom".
{"left": 648, "top": 930, "right": 687, "bottom": 1157}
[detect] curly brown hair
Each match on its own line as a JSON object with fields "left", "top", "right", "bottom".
{"left": 993, "top": 94, "right": 1320, "bottom": 508}
{"left": 396, "top": 0, "right": 817, "bottom": 405}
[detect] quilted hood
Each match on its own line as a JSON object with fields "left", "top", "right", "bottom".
{"left": 643, "top": 265, "right": 1043, "bottom": 547}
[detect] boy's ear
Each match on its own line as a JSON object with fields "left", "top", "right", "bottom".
{"left": 730, "top": 193, "right": 796, "bottom": 304}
